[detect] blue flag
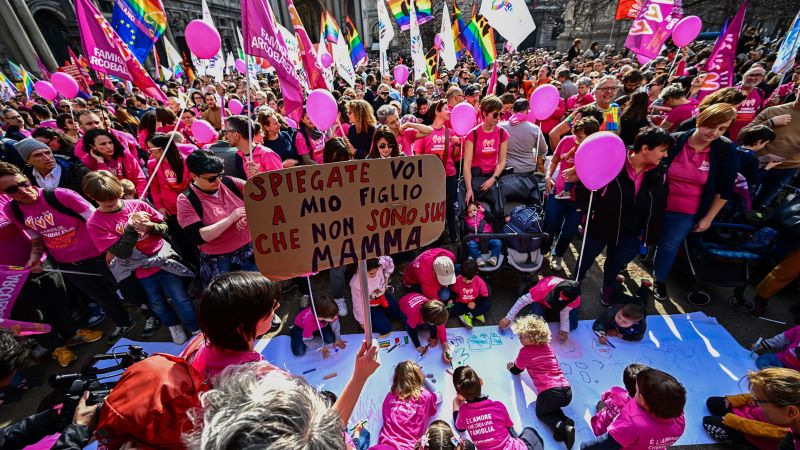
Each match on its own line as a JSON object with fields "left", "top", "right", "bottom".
{"left": 111, "top": 0, "right": 167, "bottom": 63}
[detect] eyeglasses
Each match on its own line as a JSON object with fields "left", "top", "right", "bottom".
{"left": 751, "top": 394, "right": 776, "bottom": 406}
{"left": 508, "top": 90, "right": 518, "bottom": 94}
{"left": 201, "top": 172, "right": 224, "bottom": 183}
{"left": 597, "top": 86, "right": 617, "bottom": 92}
{"left": 223, "top": 129, "right": 238, "bottom": 134}
{"left": 379, "top": 91, "right": 389, "bottom": 95}
{"left": 3, "top": 180, "right": 32, "bottom": 194}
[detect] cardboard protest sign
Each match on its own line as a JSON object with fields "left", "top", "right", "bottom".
{"left": 244, "top": 156, "right": 446, "bottom": 281}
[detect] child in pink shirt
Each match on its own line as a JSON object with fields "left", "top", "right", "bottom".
{"left": 418, "top": 420, "right": 475, "bottom": 450}
{"left": 377, "top": 361, "right": 439, "bottom": 449}
{"left": 398, "top": 292, "right": 451, "bottom": 364}
{"left": 583, "top": 368, "right": 686, "bottom": 450}
{"left": 463, "top": 201, "right": 502, "bottom": 267}
{"left": 507, "top": 315, "right": 575, "bottom": 448}
{"left": 448, "top": 259, "right": 490, "bottom": 329}
{"left": 752, "top": 325, "right": 800, "bottom": 371}
{"left": 498, "top": 276, "right": 581, "bottom": 343}
{"left": 290, "top": 294, "right": 346, "bottom": 358}
{"left": 453, "top": 365, "right": 543, "bottom": 450}
{"left": 591, "top": 364, "right": 649, "bottom": 436}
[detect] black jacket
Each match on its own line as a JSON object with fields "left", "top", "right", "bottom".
{"left": 576, "top": 160, "right": 668, "bottom": 246}
{"left": 0, "top": 409, "right": 60, "bottom": 450}
{"left": 24, "top": 155, "right": 91, "bottom": 198}
{"left": 666, "top": 130, "right": 738, "bottom": 221}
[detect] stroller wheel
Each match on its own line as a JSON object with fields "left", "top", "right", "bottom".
{"left": 686, "top": 290, "right": 712, "bottom": 306}
{"left": 729, "top": 295, "right": 755, "bottom": 313}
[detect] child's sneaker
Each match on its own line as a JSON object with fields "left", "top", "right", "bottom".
{"left": 64, "top": 328, "right": 103, "bottom": 347}
{"left": 51, "top": 346, "right": 77, "bottom": 367}
{"left": 653, "top": 281, "right": 668, "bottom": 301}
{"left": 550, "top": 256, "right": 563, "bottom": 271}
{"left": 459, "top": 314, "right": 474, "bottom": 328}
{"left": 142, "top": 316, "right": 160, "bottom": 337}
{"left": 476, "top": 258, "right": 487, "bottom": 267}
{"left": 487, "top": 256, "right": 498, "bottom": 266}
{"left": 474, "top": 314, "right": 486, "bottom": 323}
{"left": 555, "top": 190, "right": 572, "bottom": 200}
{"left": 169, "top": 325, "right": 188, "bottom": 344}
{"left": 87, "top": 303, "right": 106, "bottom": 328}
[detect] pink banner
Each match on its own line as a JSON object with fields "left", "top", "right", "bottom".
{"left": 0, "top": 265, "right": 49, "bottom": 336}
{"left": 697, "top": 1, "right": 748, "bottom": 99}
{"left": 75, "top": 0, "right": 166, "bottom": 102}
{"left": 288, "top": 0, "right": 328, "bottom": 90}
{"left": 242, "top": 0, "right": 304, "bottom": 122}
{"left": 624, "top": 0, "right": 682, "bottom": 61}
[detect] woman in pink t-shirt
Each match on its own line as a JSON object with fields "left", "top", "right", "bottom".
{"left": 81, "top": 129, "right": 147, "bottom": 197}
{"left": 507, "top": 315, "right": 575, "bottom": 447}
{"left": 377, "top": 361, "right": 439, "bottom": 449}
{"left": 652, "top": 104, "right": 739, "bottom": 302}
{"left": 463, "top": 96, "right": 509, "bottom": 205}
{"left": 295, "top": 110, "right": 328, "bottom": 165}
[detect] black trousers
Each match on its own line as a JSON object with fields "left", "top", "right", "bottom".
{"left": 12, "top": 259, "right": 75, "bottom": 348}
{"left": 536, "top": 386, "right": 573, "bottom": 436}
{"left": 703, "top": 397, "right": 759, "bottom": 449}
{"left": 55, "top": 255, "right": 132, "bottom": 327}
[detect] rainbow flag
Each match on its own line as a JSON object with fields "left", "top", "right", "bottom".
{"left": 388, "top": 0, "right": 433, "bottom": 31}
{"left": 452, "top": 1, "right": 468, "bottom": 56}
{"left": 322, "top": 11, "right": 340, "bottom": 44}
{"left": 8, "top": 61, "right": 34, "bottom": 98}
{"left": 0, "top": 72, "right": 16, "bottom": 99}
{"left": 111, "top": 0, "right": 166, "bottom": 63}
{"left": 345, "top": 16, "right": 367, "bottom": 67}
{"left": 459, "top": 14, "right": 496, "bottom": 70}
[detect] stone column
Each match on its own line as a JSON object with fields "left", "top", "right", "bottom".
{"left": 0, "top": 0, "right": 40, "bottom": 70}
{"left": 10, "top": 0, "right": 59, "bottom": 72}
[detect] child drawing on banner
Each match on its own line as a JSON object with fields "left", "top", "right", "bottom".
{"left": 507, "top": 315, "right": 576, "bottom": 449}
{"left": 449, "top": 259, "right": 491, "bottom": 329}
{"left": 349, "top": 256, "right": 404, "bottom": 336}
{"left": 416, "top": 420, "right": 476, "bottom": 450}
{"left": 398, "top": 292, "right": 452, "bottom": 364}
{"left": 498, "top": 277, "right": 580, "bottom": 343}
{"left": 453, "top": 366, "right": 545, "bottom": 450}
{"left": 582, "top": 368, "right": 686, "bottom": 450}
{"left": 751, "top": 325, "right": 800, "bottom": 370}
{"left": 320, "top": 390, "right": 371, "bottom": 450}
{"left": 592, "top": 282, "right": 649, "bottom": 343}
{"left": 547, "top": 117, "right": 600, "bottom": 200}
{"left": 591, "top": 364, "right": 649, "bottom": 436}
{"left": 289, "top": 293, "right": 346, "bottom": 358}
{"left": 463, "top": 202, "right": 502, "bottom": 267}
{"left": 377, "top": 361, "right": 441, "bottom": 449}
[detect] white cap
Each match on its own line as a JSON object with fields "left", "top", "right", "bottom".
{"left": 433, "top": 256, "right": 456, "bottom": 286}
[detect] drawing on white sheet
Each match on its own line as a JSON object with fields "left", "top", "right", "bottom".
{"left": 449, "top": 336, "right": 465, "bottom": 346}
{"left": 560, "top": 362, "right": 573, "bottom": 375}
{"left": 352, "top": 397, "right": 380, "bottom": 431}
{"left": 453, "top": 347, "right": 470, "bottom": 366}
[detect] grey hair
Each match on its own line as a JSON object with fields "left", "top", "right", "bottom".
{"left": 576, "top": 77, "right": 593, "bottom": 88}
{"left": 376, "top": 104, "right": 399, "bottom": 125}
{"left": 659, "top": 83, "right": 687, "bottom": 101}
{"left": 185, "top": 362, "right": 345, "bottom": 450}
{"left": 595, "top": 75, "right": 619, "bottom": 90}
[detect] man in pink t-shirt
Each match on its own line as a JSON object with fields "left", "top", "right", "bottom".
{"left": 729, "top": 68, "right": 767, "bottom": 141}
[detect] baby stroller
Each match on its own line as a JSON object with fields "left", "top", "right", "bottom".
{"left": 456, "top": 172, "right": 506, "bottom": 276}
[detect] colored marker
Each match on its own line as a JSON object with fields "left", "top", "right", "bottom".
{"left": 387, "top": 342, "right": 399, "bottom": 353}
{"left": 323, "top": 372, "right": 337, "bottom": 380}
{"left": 594, "top": 330, "right": 616, "bottom": 348}
{"left": 349, "top": 420, "right": 367, "bottom": 431}
{"left": 302, "top": 367, "right": 318, "bottom": 374}
{"left": 750, "top": 337, "right": 764, "bottom": 357}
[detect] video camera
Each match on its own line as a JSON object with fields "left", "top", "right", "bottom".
{"left": 49, "top": 346, "right": 147, "bottom": 428}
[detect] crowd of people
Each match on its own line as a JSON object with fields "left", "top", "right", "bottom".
{"left": 1, "top": 27, "right": 799, "bottom": 450}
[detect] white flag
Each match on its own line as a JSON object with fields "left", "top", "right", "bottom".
{"left": 439, "top": 3, "right": 458, "bottom": 71}
{"left": 160, "top": 66, "right": 173, "bottom": 80}
{"left": 479, "top": 0, "right": 535, "bottom": 50}
{"left": 278, "top": 24, "right": 309, "bottom": 89}
{"left": 225, "top": 52, "right": 236, "bottom": 72}
{"left": 236, "top": 26, "right": 246, "bottom": 57}
{"left": 409, "top": 0, "right": 426, "bottom": 82}
{"left": 333, "top": 33, "right": 356, "bottom": 87}
{"left": 377, "top": 0, "right": 394, "bottom": 77}
{"left": 164, "top": 38, "right": 183, "bottom": 68}
{"left": 318, "top": 30, "right": 335, "bottom": 89}
{"left": 201, "top": 0, "right": 225, "bottom": 81}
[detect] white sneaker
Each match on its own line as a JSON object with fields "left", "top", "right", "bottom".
{"left": 476, "top": 258, "right": 487, "bottom": 267}
{"left": 487, "top": 256, "right": 498, "bottom": 266}
{"left": 169, "top": 325, "right": 188, "bottom": 344}
{"left": 550, "top": 256, "right": 563, "bottom": 271}
{"left": 300, "top": 295, "right": 310, "bottom": 308}
{"left": 334, "top": 298, "right": 348, "bottom": 317}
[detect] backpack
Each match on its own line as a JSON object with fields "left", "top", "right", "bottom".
{"left": 9, "top": 188, "right": 85, "bottom": 224}
{"left": 503, "top": 205, "right": 544, "bottom": 252}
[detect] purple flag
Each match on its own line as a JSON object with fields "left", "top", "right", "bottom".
{"left": 242, "top": 0, "right": 304, "bottom": 122}
{"left": 697, "top": 1, "right": 748, "bottom": 99}
{"left": 625, "top": 0, "right": 682, "bottom": 60}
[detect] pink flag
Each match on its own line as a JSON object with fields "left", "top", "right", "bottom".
{"left": 242, "top": 0, "right": 304, "bottom": 122}
{"left": 287, "top": 0, "right": 327, "bottom": 90}
{"left": 697, "top": 1, "right": 748, "bottom": 99}
{"left": 0, "top": 266, "right": 48, "bottom": 335}
{"left": 624, "top": 0, "right": 682, "bottom": 61}
{"left": 75, "top": 0, "right": 166, "bottom": 102}
{"left": 487, "top": 62, "right": 498, "bottom": 95}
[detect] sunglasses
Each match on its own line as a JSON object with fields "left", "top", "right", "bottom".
{"left": 3, "top": 180, "right": 32, "bottom": 195}
{"left": 488, "top": 112, "right": 500, "bottom": 118}
{"left": 201, "top": 172, "right": 225, "bottom": 183}
{"left": 378, "top": 143, "right": 396, "bottom": 149}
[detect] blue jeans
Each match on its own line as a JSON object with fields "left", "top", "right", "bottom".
{"left": 753, "top": 168, "right": 798, "bottom": 210}
{"left": 466, "top": 239, "right": 502, "bottom": 259}
{"left": 576, "top": 234, "right": 640, "bottom": 287}
{"left": 138, "top": 270, "right": 199, "bottom": 332}
{"left": 653, "top": 211, "right": 697, "bottom": 282}
{"left": 353, "top": 429, "right": 370, "bottom": 450}
{"left": 408, "top": 284, "right": 452, "bottom": 301}
{"left": 290, "top": 323, "right": 335, "bottom": 356}
{"left": 370, "top": 291, "right": 405, "bottom": 335}
{"left": 756, "top": 353, "right": 783, "bottom": 369}
{"left": 215, "top": 254, "right": 258, "bottom": 274}
{"left": 525, "top": 302, "right": 579, "bottom": 330}
{"left": 544, "top": 197, "right": 581, "bottom": 257}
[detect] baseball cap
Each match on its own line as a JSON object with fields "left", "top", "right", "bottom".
{"left": 433, "top": 256, "right": 456, "bottom": 286}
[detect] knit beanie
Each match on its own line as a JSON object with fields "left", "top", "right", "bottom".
{"left": 14, "top": 138, "right": 49, "bottom": 163}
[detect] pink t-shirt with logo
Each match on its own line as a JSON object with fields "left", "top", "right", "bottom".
{"left": 295, "top": 130, "right": 327, "bottom": 164}
{"left": 419, "top": 126, "right": 456, "bottom": 176}
{"left": 455, "top": 398, "right": 528, "bottom": 450}
{"left": 176, "top": 178, "right": 250, "bottom": 256}
{"left": 86, "top": 200, "right": 165, "bottom": 278}
{"left": 377, "top": 389, "right": 437, "bottom": 449}
{"left": 3, "top": 188, "right": 101, "bottom": 263}
{"left": 292, "top": 306, "right": 338, "bottom": 339}
{"left": 465, "top": 126, "right": 509, "bottom": 175}
{"left": 514, "top": 344, "right": 570, "bottom": 393}
{"left": 608, "top": 400, "right": 686, "bottom": 450}
{"left": 0, "top": 196, "right": 34, "bottom": 266}
{"left": 453, "top": 275, "right": 489, "bottom": 304}
{"left": 666, "top": 142, "right": 710, "bottom": 214}
{"left": 729, "top": 88, "right": 764, "bottom": 141}
{"left": 591, "top": 386, "right": 631, "bottom": 436}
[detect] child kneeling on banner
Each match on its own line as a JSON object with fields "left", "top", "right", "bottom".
{"left": 290, "top": 294, "right": 346, "bottom": 357}
{"left": 498, "top": 276, "right": 580, "bottom": 343}
{"left": 592, "top": 282, "right": 650, "bottom": 343}
{"left": 416, "top": 420, "right": 476, "bottom": 450}
{"left": 398, "top": 292, "right": 452, "bottom": 363}
{"left": 453, "top": 365, "right": 544, "bottom": 450}
{"left": 448, "top": 259, "right": 490, "bottom": 328}
{"left": 377, "top": 361, "right": 440, "bottom": 449}
{"left": 750, "top": 324, "right": 800, "bottom": 370}
{"left": 349, "top": 256, "right": 404, "bottom": 335}
{"left": 591, "top": 364, "right": 649, "bottom": 436}
{"left": 507, "top": 315, "right": 576, "bottom": 449}
{"left": 582, "top": 368, "right": 686, "bottom": 450}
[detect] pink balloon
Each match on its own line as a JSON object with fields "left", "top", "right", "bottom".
{"left": 191, "top": 120, "right": 218, "bottom": 144}
{"left": 434, "top": 35, "right": 443, "bottom": 50}
{"left": 51, "top": 72, "right": 80, "bottom": 99}
{"left": 529, "top": 84, "right": 560, "bottom": 121}
{"left": 235, "top": 58, "right": 247, "bottom": 74}
{"left": 671, "top": 16, "right": 703, "bottom": 47}
{"left": 450, "top": 102, "right": 477, "bottom": 137}
{"left": 34, "top": 81, "right": 57, "bottom": 101}
{"left": 393, "top": 65, "right": 410, "bottom": 85}
{"left": 320, "top": 53, "right": 333, "bottom": 69}
{"left": 185, "top": 20, "right": 221, "bottom": 59}
{"left": 228, "top": 99, "right": 244, "bottom": 115}
{"left": 285, "top": 118, "right": 298, "bottom": 128}
{"left": 573, "top": 131, "right": 626, "bottom": 190}
{"left": 177, "top": 143, "right": 197, "bottom": 156}
{"left": 306, "top": 89, "right": 338, "bottom": 130}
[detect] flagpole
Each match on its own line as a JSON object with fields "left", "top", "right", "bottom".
{"left": 245, "top": 61, "right": 253, "bottom": 163}
{"left": 141, "top": 103, "right": 187, "bottom": 198}
{"left": 608, "top": 20, "right": 616, "bottom": 47}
